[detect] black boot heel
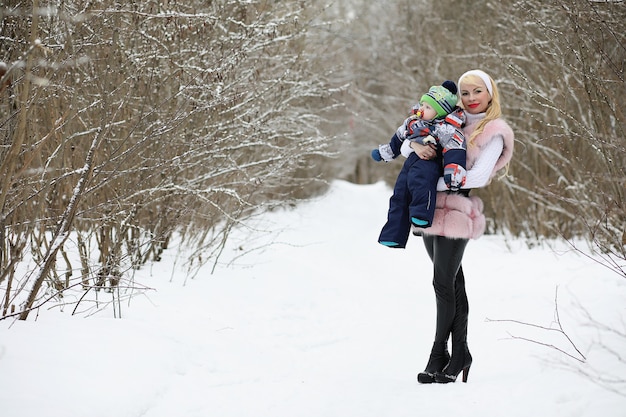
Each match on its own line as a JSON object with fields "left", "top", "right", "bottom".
{"left": 435, "top": 364, "right": 471, "bottom": 383}
{"left": 434, "top": 346, "right": 472, "bottom": 383}
{"left": 461, "top": 365, "right": 470, "bottom": 383}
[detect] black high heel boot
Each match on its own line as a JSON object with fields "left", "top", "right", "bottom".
{"left": 417, "top": 342, "right": 450, "bottom": 384}
{"left": 434, "top": 343, "right": 472, "bottom": 383}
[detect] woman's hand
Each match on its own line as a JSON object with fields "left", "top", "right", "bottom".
{"left": 410, "top": 141, "right": 437, "bottom": 160}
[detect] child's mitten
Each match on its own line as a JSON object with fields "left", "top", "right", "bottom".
{"left": 371, "top": 144, "right": 394, "bottom": 162}
{"left": 443, "top": 163, "right": 467, "bottom": 191}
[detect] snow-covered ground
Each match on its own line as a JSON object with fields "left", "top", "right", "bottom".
{"left": 1, "top": 180, "right": 625, "bottom": 417}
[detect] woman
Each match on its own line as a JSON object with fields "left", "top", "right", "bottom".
{"left": 409, "top": 69, "right": 514, "bottom": 383}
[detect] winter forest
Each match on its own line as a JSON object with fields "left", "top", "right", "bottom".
{"left": 0, "top": 1, "right": 624, "bottom": 323}
{"left": 1, "top": 1, "right": 625, "bottom": 414}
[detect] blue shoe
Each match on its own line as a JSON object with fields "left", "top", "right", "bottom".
{"left": 379, "top": 241, "right": 400, "bottom": 247}
{"left": 411, "top": 217, "right": 429, "bottom": 227}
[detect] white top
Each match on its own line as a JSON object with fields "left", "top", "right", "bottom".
{"left": 436, "top": 135, "right": 504, "bottom": 191}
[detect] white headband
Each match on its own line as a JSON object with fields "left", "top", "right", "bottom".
{"left": 458, "top": 70, "right": 493, "bottom": 97}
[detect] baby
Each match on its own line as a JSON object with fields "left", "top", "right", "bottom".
{"left": 371, "top": 81, "right": 466, "bottom": 248}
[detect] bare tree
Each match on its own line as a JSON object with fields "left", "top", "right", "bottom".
{"left": 492, "top": 0, "right": 625, "bottom": 267}
{"left": 2, "top": 0, "right": 623, "bottom": 328}
{"left": 0, "top": 0, "right": 344, "bottom": 319}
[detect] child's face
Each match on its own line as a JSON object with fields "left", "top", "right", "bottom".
{"left": 460, "top": 81, "right": 491, "bottom": 114}
{"left": 418, "top": 103, "right": 438, "bottom": 120}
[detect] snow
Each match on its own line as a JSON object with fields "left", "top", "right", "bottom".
{"left": 1, "top": 180, "right": 625, "bottom": 417}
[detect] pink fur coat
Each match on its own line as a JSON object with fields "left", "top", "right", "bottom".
{"left": 420, "top": 117, "right": 514, "bottom": 239}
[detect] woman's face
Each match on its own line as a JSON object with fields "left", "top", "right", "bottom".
{"left": 459, "top": 81, "right": 491, "bottom": 114}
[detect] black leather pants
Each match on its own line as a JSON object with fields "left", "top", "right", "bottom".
{"left": 422, "top": 235, "right": 470, "bottom": 347}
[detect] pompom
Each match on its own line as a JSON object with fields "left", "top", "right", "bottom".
{"left": 442, "top": 80, "right": 457, "bottom": 95}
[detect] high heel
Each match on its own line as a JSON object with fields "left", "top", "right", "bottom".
{"left": 435, "top": 363, "right": 471, "bottom": 383}
{"left": 417, "top": 342, "right": 450, "bottom": 384}
{"left": 434, "top": 346, "right": 472, "bottom": 383}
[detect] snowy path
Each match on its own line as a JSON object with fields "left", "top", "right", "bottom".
{"left": 1, "top": 181, "right": 625, "bottom": 417}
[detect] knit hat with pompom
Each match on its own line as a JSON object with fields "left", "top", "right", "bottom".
{"left": 420, "top": 80, "right": 458, "bottom": 119}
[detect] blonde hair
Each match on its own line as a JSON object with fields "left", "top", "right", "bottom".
{"left": 459, "top": 72, "right": 501, "bottom": 145}
{"left": 460, "top": 71, "right": 511, "bottom": 177}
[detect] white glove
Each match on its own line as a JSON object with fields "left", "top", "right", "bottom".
{"left": 400, "top": 139, "right": 414, "bottom": 158}
{"left": 378, "top": 143, "right": 395, "bottom": 162}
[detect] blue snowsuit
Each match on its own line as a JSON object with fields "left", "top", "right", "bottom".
{"left": 377, "top": 109, "right": 466, "bottom": 248}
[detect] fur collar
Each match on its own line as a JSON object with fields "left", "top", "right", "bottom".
{"left": 465, "top": 115, "right": 514, "bottom": 176}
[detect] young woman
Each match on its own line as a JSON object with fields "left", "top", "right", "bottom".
{"left": 409, "top": 69, "right": 514, "bottom": 383}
